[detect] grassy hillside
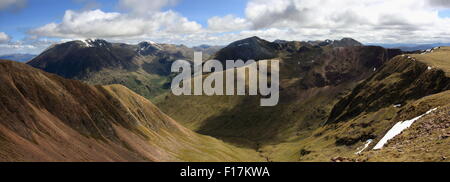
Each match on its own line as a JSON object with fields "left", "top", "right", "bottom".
{"left": 0, "top": 60, "right": 263, "bottom": 162}
{"left": 11, "top": 38, "right": 449, "bottom": 162}
{"left": 355, "top": 92, "right": 450, "bottom": 162}
{"left": 259, "top": 90, "right": 450, "bottom": 162}
{"left": 158, "top": 45, "right": 400, "bottom": 147}
{"left": 409, "top": 47, "right": 450, "bottom": 76}
{"left": 159, "top": 46, "right": 449, "bottom": 162}
{"left": 259, "top": 53, "right": 449, "bottom": 161}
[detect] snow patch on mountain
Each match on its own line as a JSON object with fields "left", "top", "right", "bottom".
{"left": 78, "top": 39, "right": 109, "bottom": 48}
{"left": 355, "top": 139, "right": 373, "bottom": 154}
{"left": 80, "top": 39, "right": 95, "bottom": 47}
{"left": 373, "top": 108, "right": 438, "bottom": 150}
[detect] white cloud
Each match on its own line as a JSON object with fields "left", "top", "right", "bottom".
{"left": 207, "top": 15, "right": 251, "bottom": 32}
{"left": 29, "top": 9, "right": 202, "bottom": 39}
{"left": 0, "top": 0, "right": 26, "bottom": 11}
{"left": 0, "top": 32, "right": 11, "bottom": 43}
{"left": 18, "top": 0, "right": 450, "bottom": 54}
{"left": 0, "top": 38, "right": 59, "bottom": 55}
{"left": 239, "top": 0, "right": 450, "bottom": 43}
{"left": 429, "top": 0, "right": 450, "bottom": 8}
{"left": 118, "top": 0, "right": 179, "bottom": 14}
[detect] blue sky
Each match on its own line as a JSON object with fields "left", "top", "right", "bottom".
{"left": 439, "top": 9, "right": 450, "bottom": 18}
{"left": 1, "top": 0, "right": 450, "bottom": 54}
{"left": 0, "top": 0, "right": 248, "bottom": 42}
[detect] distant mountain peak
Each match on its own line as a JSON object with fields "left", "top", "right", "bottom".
{"left": 303, "top": 38, "right": 363, "bottom": 47}
{"left": 195, "top": 44, "right": 212, "bottom": 49}
{"left": 335, "top": 37, "right": 363, "bottom": 46}
{"left": 138, "top": 40, "right": 159, "bottom": 46}
{"left": 273, "top": 39, "right": 288, "bottom": 44}
{"left": 230, "top": 36, "right": 270, "bottom": 47}
{"left": 137, "top": 41, "right": 163, "bottom": 55}
{"left": 213, "top": 36, "right": 279, "bottom": 62}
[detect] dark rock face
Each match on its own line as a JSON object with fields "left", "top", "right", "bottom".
{"left": 296, "top": 46, "right": 402, "bottom": 89}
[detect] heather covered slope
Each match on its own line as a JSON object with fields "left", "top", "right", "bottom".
{"left": 0, "top": 60, "right": 262, "bottom": 162}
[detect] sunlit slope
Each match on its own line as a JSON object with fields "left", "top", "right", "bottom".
{"left": 103, "top": 84, "right": 263, "bottom": 161}
{"left": 409, "top": 46, "right": 450, "bottom": 76}
{"left": 0, "top": 60, "right": 262, "bottom": 162}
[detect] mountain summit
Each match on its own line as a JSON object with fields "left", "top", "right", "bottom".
{"left": 213, "top": 36, "right": 280, "bottom": 62}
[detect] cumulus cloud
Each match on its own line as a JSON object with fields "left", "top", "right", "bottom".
{"left": 0, "top": 38, "right": 60, "bottom": 55}
{"left": 428, "top": 0, "right": 450, "bottom": 8}
{"left": 29, "top": 9, "right": 202, "bottom": 39}
{"left": 239, "top": 0, "right": 450, "bottom": 43}
{"left": 0, "top": 32, "right": 11, "bottom": 43}
{"left": 0, "top": 0, "right": 26, "bottom": 11}
{"left": 207, "top": 15, "right": 251, "bottom": 32}
{"left": 118, "top": 0, "right": 179, "bottom": 14}
{"left": 20, "top": 0, "right": 450, "bottom": 52}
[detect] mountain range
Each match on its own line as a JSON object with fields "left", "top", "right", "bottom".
{"left": 373, "top": 43, "right": 450, "bottom": 52}
{"left": 27, "top": 39, "right": 220, "bottom": 101}
{"left": 0, "top": 37, "right": 448, "bottom": 161}
{"left": 0, "top": 54, "right": 36, "bottom": 62}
